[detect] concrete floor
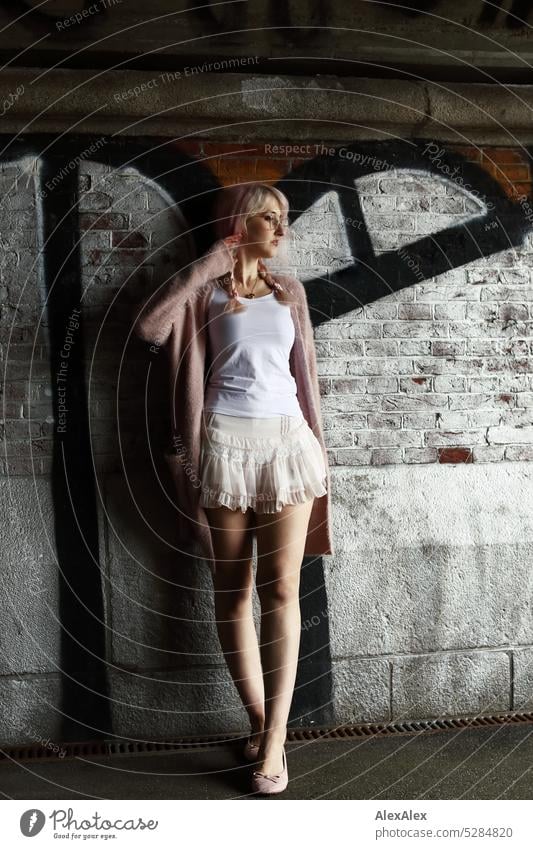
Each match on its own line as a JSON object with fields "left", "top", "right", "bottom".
{"left": 1, "top": 724, "right": 533, "bottom": 799}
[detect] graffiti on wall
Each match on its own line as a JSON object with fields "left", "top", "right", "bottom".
{"left": 1, "top": 134, "right": 531, "bottom": 734}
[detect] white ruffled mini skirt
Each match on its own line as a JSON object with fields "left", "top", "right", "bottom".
{"left": 199, "top": 411, "right": 327, "bottom": 513}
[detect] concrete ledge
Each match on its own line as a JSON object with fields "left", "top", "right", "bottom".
{"left": 332, "top": 658, "right": 390, "bottom": 724}
{"left": 2, "top": 70, "right": 533, "bottom": 143}
{"left": 0, "top": 676, "right": 63, "bottom": 746}
{"left": 392, "top": 651, "right": 510, "bottom": 720}
{"left": 512, "top": 649, "right": 533, "bottom": 711}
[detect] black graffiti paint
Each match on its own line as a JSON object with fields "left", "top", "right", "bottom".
{"left": 39, "top": 153, "right": 111, "bottom": 741}
{"left": 274, "top": 139, "right": 525, "bottom": 328}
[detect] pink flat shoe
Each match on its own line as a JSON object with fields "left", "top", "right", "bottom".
{"left": 243, "top": 737, "right": 260, "bottom": 762}
{"left": 251, "top": 747, "right": 288, "bottom": 795}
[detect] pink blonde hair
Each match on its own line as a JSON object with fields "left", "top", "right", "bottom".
{"left": 211, "top": 183, "right": 292, "bottom": 313}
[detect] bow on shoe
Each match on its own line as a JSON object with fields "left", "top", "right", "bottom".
{"left": 252, "top": 771, "right": 282, "bottom": 782}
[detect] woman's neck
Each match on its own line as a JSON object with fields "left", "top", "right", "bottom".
{"left": 233, "top": 252, "right": 259, "bottom": 286}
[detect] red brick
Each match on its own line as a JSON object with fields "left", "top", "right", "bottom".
{"left": 509, "top": 183, "right": 532, "bottom": 200}
{"left": 451, "top": 145, "right": 482, "bottom": 162}
{"left": 481, "top": 148, "right": 529, "bottom": 165}
{"left": 112, "top": 231, "right": 148, "bottom": 249}
{"left": 482, "top": 162, "right": 530, "bottom": 184}
{"left": 80, "top": 213, "right": 127, "bottom": 230}
{"left": 437, "top": 446, "right": 473, "bottom": 463}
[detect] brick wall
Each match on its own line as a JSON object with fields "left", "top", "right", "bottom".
{"left": 3, "top": 141, "right": 532, "bottom": 477}
{"left": 1, "top": 136, "right": 533, "bottom": 743}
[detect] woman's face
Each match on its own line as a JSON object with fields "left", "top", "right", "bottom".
{"left": 240, "top": 201, "right": 288, "bottom": 259}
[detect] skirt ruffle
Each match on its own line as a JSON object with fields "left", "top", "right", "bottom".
{"left": 199, "top": 416, "right": 327, "bottom": 513}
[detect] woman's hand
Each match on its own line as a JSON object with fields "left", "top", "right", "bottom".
{"left": 223, "top": 233, "right": 243, "bottom": 249}
{"left": 223, "top": 233, "right": 243, "bottom": 265}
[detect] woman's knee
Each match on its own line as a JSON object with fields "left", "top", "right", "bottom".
{"left": 214, "top": 561, "right": 254, "bottom": 614}
{"left": 256, "top": 564, "right": 300, "bottom": 609}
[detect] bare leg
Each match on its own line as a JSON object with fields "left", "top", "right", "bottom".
{"left": 204, "top": 504, "right": 265, "bottom": 741}
{"left": 254, "top": 498, "right": 315, "bottom": 775}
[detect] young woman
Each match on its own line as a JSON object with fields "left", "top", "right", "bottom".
{"left": 135, "top": 182, "right": 334, "bottom": 795}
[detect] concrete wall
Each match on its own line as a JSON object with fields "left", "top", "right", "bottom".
{"left": 2, "top": 1, "right": 533, "bottom": 81}
{"left": 1, "top": 132, "right": 533, "bottom": 744}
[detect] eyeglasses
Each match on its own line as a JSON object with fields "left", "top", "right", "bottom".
{"left": 254, "top": 212, "right": 290, "bottom": 231}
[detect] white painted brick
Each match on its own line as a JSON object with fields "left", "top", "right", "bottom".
{"left": 324, "top": 430, "right": 355, "bottom": 448}
{"left": 432, "top": 340, "right": 466, "bottom": 356}
{"left": 500, "top": 409, "right": 533, "bottom": 427}
{"left": 472, "top": 446, "right": 506, "bottom": 462}
{"left": 356, "top": 430, "right": 422, "bottom": 448}
{"left": 382, "top": 393, "right": 449, "bottom": 410}
{"left": 402, "top": 412, "right": 436, "bottom": 429}
{"left": 335, "top": 448, "right": 373, "bottom": 464}
{"left": 415, "top": 213, "right": 472, "bottom": 234}
{"left": 383, "top": 321, "right": 448, "bottom": 337}
{"left": 330, "top": 377, "right": 366, "bottom": 393}
{"left": 487, "top": 426, "right": 533, "bottom": 444}
{"left": 399, "top": 340, "right": 432, "bottom": 355}
{"left": 378, "top": 176, "right": 447, "bottom": 195}
{"left": 434, "top": 303, "right": 467, "bottom": 320}
{"left": 368, "top": 413, "right": 402, "bottom": 429}
{"left": 347, "top": 358, "right": 413, "bottom": 375}
{"left": 396, "top": 196, "right": 430, "bottom": 212}
{"left": 366, "top": 377, "right": 398, "bottom": 393}
{"left": 365, "top": 339, "right": 399, "bottom": 356}
{"left": 364, "top": 302, "right": 398, "bottom": 319}
{"left": 399, "top": 376, "right": 432, "bottom": 392}
{"left": 316, "top": 359, "right": 349, "bottom": 376}
{"left": 360, "top": 195, "right": 395, "bottom": 212}
{"left": 328, "top": 340, "right": 364, "bottom": 356}
{"left": 414, "top": 357, "right": 480, "bottom": 375}
{"left": 365, "top": 213, "right": 416, "bottom": 231}
{"left": 449, "top": 320, "right": 528, "bottom": 337}
{"left": 398, "top": 303, "right": 432, "bottom": 320}
{"left": 449, "top": 393, "right": 515, "bottom": 410}
{"left": 321, "top": 394, "right": 377, "bottom": 413}
{"left": 433, "top": 375, "right": 467, "bottom": 392}
{"left": 347, "top": 323, "right": 382, "bottom": 338}
{"left": 480, "top": 285, "right": 533, "bottom": 301}
{"left": 468, "top": 339, "right": 501, "bottom": 355}
{"left": 505, "top": 445, "right": 533, "bottom": 460}
{"left": 370, "top": 448, "right": 403, "bottom": 464}
{"left": 468, "top": 376, "right": 503, "bottom": 392}
{"left": 424, "top": 430, "right": 486, "bottom": 446}
{"left": 404, "top": 447, "right": 438, "bottom": 462}
{"left": 430, "top": 197, "right": 466, "bottom": 213}
{"left": 323, "top": 412, "right": 367, "bottom": 430}
{"left": 436, "top": 411, "right": 470, "bottom": 428}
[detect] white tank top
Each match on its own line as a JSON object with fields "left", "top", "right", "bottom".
{"left": 203, "top": 287, "right": 302, "bottom": 417}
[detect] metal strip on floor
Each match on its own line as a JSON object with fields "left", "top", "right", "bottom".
{"left": 2, "top": 710, "right": 533, "bottom": 763}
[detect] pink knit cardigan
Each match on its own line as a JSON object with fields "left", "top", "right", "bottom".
{"left": 133, "top": 239, "right": 335, "bottom": 574}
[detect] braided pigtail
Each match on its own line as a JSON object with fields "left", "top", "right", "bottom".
{"left": 256, "top": 259, "right": 291, "bottom": 306}
{"left": 217, "top": 262, "right": 292, "bottom": 312}
{"left": 218, "top": 271, "right": 246, "bottom": 314}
